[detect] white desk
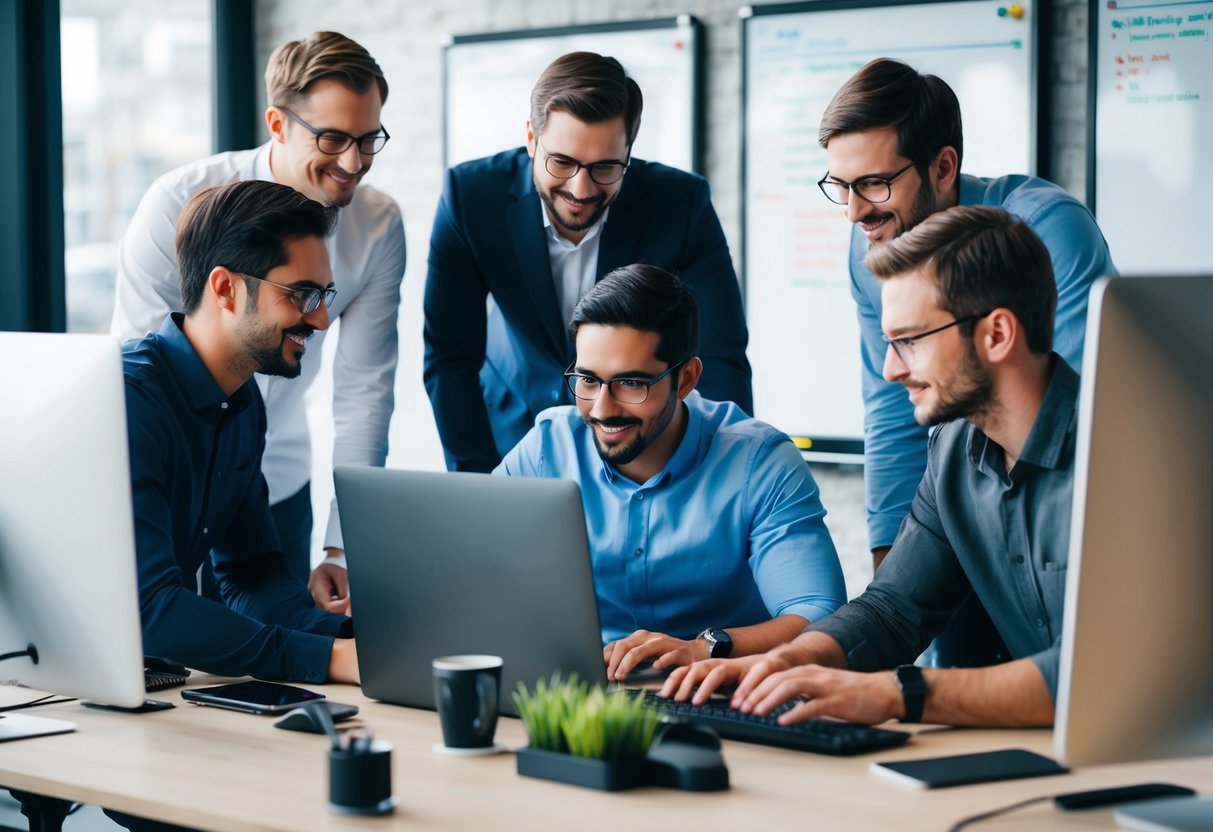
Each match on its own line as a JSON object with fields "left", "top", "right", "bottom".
{"left": 2, "top": 679, "right": 1210, "bottom": 831}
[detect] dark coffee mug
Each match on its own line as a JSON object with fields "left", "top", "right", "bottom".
{"left": 328, "top": 739, "right": 395, "bottom": 815}
{"left": 432, "top": 654, "right": 502, "bottom": 749}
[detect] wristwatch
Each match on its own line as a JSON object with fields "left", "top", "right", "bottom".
{"left": 895, "top": 664, "right": 927, "bottom": 723}
{"left": 697, "top": 628, "right": 734, "bottom": 658}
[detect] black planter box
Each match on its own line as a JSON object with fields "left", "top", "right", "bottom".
{"left": 515, "top": 747, "right": 650, "bottom": 792}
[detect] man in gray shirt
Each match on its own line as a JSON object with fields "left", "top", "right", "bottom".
{"left": 662, "top": 205, "right": 1074, "bottom": 727}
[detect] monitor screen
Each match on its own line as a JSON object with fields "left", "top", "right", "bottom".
{"left": 0, "top": 333, "right": 145, "bottom": 725}
{"left": 1055, "top": 275, "right": 1213, "bottom": 767}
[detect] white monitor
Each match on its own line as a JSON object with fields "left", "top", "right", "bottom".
{"left": 0, "top": 333, "right": 146, "bottom": 739}
{"left": 1056, "top": 275, "right": 1213, "bottom": 768}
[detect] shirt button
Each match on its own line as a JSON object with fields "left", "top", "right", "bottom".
{"left": 220, "top": 402, "right": 228, "bottom": 410}
{"left": 1034, "top": 618, "right": 1044, "bottom": 628}
{"left": 634, "top": 548, "right": 643, "bottom": 557}
{"left": 202, "top": 528, "right": 209, "bottom": 535}
{"left": 636, "top": 493, "right": 644, "bottom": 501}
{"left": 1014, "top": 555, "right": 1025, "bottom": 564}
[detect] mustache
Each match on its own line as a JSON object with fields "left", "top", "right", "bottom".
{"left": 552, "top": 189, "right": 605, "bottom": 206}
{"left": 858, "top": 211, "right": 893, "bottom": 224}
{"left": 587, "top": 416, "right": 641, "bottom": 428}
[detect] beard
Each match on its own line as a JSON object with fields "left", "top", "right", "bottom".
{"left": 586, "top": 388, "right": 679, "bottom": 467}
{"left": 863, "top": 174, "right": 939, "bottom": 247}
{"left": 913, "top": 341, "right": 995, "bottom": 427}
{"left": 536, "top": 178, "right": 611, "bottom": 234}
{"left": 236, "top": 316, "right": 315, "bottom": 380}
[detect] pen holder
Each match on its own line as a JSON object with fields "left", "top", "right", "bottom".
{"left": 328, "top": 739, "right": 397, "bottom": 815}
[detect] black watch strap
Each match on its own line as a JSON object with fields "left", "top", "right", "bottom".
{"left": 698, "top": 628, "right": 734, "bottom": 658}
{"left": 895, "top": 664, "right": 927, "bottom": 723}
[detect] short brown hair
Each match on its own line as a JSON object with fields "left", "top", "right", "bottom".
{"left": 265, "top": 31, "right": 388, "bottom": 110}
{"left": 819, "top": 58, "right": 963, "bottom": 176}
{"left": 865, "top": 206, "right": 1056, "bottom": 355}
{"left": 530, "top": 52, "right": 643, "bottom": 146}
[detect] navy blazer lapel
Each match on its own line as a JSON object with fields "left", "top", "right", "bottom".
{"left": 596, "top": 165, "right": 644, "bottom": 281}
{"left": 508, "top": 159, "right": 565, "bottom": 357}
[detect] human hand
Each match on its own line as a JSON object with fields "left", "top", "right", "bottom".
{"left": 309, "top": 552, "right": 350, "bottom": 615}
{"left": 659, "top": 652, "right": 783, "bottom": 704}
{"left": 602, "top": 629, "right": 709, "bottom": 682}
{"left": 740, "top": 665, "right": 903, "bottom": 725}
{"left": 327, "top": 637, "right": 360, "bottom": 685}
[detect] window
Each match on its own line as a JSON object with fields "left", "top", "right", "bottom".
{"left": 60, "top": 1, "right": 212, "bottom": 333}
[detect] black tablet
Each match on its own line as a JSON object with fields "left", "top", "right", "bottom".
{"left": 181, "top": 681, "right": 326, "bottom": 715}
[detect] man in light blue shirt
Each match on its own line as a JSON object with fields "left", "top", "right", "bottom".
{"left": 817, "top": 59, "right": 1114, "bottom": 570}
{"left": 818, "top": 59, "right": 1113, "bottom": 666}
{"left": 496, "top": 264, "right": 845, "bottom": 682}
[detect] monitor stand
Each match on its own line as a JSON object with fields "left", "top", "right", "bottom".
{"left": 0, "top": 713, "right": 77, "bottom": 743}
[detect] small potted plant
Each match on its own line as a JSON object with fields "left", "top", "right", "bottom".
{"left": 513, "top": 674, "right": 662, "bottom": 791}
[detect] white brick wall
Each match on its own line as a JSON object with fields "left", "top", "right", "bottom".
{"left": 256, "top": 0, "right": 1091, "bottom": 593}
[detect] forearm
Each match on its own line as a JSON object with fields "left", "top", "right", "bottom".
{"left": 725, "top": 614, "right": 808, "bottom": 658}
{"left": 921, "top": 659, "right": 1054, "bottom": 727}
{"left": 768, "top": 629, "right": 849, "bottom": 669}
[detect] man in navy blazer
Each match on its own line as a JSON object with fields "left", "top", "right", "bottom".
{"left": 425, "top": 51, "right": 752, "bottom": 472}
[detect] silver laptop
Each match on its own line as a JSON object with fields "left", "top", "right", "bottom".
{"left": 335, "top": 467, "right": 607, "bottom": 717}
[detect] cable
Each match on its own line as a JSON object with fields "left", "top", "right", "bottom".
{"left": 947, "top": 795, "right": 1052, "bottom": 832}
{"left": 0, "top": 693, "right": 77, "bottom": 713}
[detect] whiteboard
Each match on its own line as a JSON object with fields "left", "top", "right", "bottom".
{"left": 444, "top": 17, "right": 701, "bottom": 173}
{"left": 742, "top": 0, "right": 1040, "bottom": 455}
{"left": 1091, "top": 0, "right": 1213, "bottom": 274}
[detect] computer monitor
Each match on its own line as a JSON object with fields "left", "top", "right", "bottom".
{"left": 1056, "top": 275, "right": 1213, "bottom": 768}
{"left": 0, "top": 333, "right": 146, "bottom": 740}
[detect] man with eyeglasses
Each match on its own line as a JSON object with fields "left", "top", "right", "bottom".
{"left": 662, "top": 206, "right": 1075, "bottom": 729}
{"left": 425, "top": 51, "right": 752, "bottom": 475}
{"left": 111, "top": 32, "right": 404, "bottom": 616}
{"left": 122, "top": 180, "right": 358, "bottom": 688}
{"left": 817, "top": 59, "right": 1113, "bottom": 667}
{"left": 496, "top": 264, "right": 845, "bottom": 680}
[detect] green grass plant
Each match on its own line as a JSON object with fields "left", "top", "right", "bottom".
{"left": 513, "top": 673, "right": 661, "bottom": 761}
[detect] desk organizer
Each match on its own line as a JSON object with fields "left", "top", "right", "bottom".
{"left": 516, "top": 723, "right": 730, "bottom": 792}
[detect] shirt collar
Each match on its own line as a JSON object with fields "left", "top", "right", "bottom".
{"left": 541, "top": 203, "right": 609, "bottom": 250}
{"left": 967, "top": 354, "right": 1079, "bottom": 476}
{"left": 160, "top": 313, "right": 255, "bottom": 417}
{"left": 253, "top": 141, "right": 274, "bottom": 183}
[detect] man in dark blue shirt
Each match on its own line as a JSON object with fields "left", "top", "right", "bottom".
{"left": 123, "top": 179, "right": 358, "bottom": 684}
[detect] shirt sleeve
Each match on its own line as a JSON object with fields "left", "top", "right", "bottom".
{"left": 675, "top": 177, "right": 754, "bottom": 415}
{"left": 492, "top": 421, "right": 545, "bottom": 478}
{"left": 322, "top": 208, "right": 407, "bottom": 550}
{"left": 809, "top": 444, "right": 970, "bottom": 670}
{"left": 851, "top": 233, "right": 930, "bottom": 550}
{"left": 126, "top": 382, "right": 341, "bottom": 683}
{"left": 745, "top": 435, "right": 847, "bottom": 624}
{"left": 111, "top": 178, "right": 186, "bottom": 342}
{"left": 423, "top": 170, "right": 503, "bottom": 473}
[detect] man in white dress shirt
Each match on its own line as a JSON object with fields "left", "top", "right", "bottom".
{"left": 111, "top": 32, "right": 405, "bottom": 614}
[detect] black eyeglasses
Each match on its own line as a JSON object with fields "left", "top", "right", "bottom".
{"left": 236, "top": 272, "right": 337, "bottom": 315}
{"left": 564, "top": 360, "right": 687, "bottom": 405}
{"left": 281, "top": 108, "right": 391, "bottom": 156}
{"left": 883, "top": 312, "right": 992, "bottom": 363}
{"left": 818, "top": 161, "right": 916, "bottom": 205}
{"left": 536, "top": 137, "right": 630, "bottom": 185}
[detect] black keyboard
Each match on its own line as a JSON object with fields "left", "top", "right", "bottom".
{"left": 644, "top": 693, "right": 910, "bottom": 756}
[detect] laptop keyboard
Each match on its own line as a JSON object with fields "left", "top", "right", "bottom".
{"left": 643, "top": 692, "right": 910, "bottom": 756}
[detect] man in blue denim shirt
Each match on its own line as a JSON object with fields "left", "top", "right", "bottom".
{"left": 496, "top": 265, "right": 845, "bottom": 682}
{"left": 122, "top": 180, "right": 358, "bottom": 684}
{"left": 664, "top": 207, "right": 1074, "bottom": 728}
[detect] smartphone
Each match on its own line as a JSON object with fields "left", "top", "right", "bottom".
{"left": 181, "top": 681, "right": 326, "bottom": 715}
